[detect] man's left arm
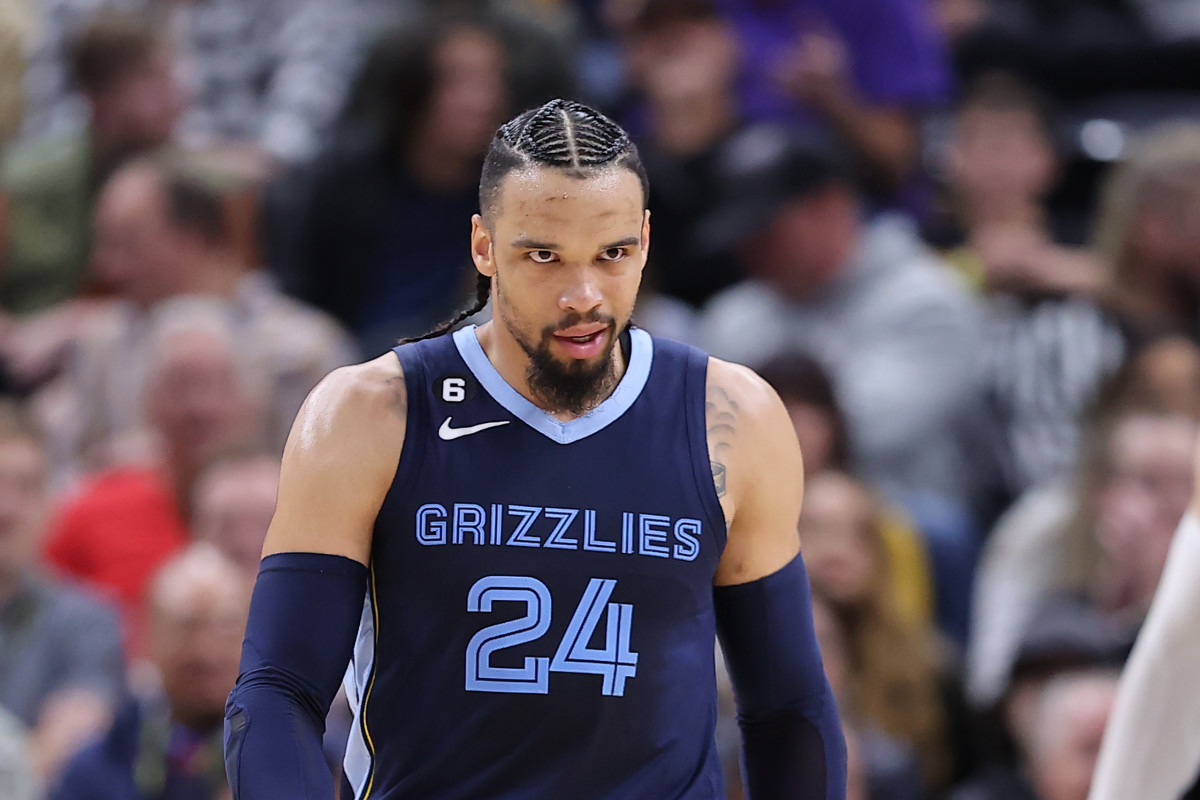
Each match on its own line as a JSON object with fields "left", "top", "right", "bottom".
{"left": 708, "top": 358, "right": 847, "bottom": 800}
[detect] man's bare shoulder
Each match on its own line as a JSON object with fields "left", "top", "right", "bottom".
{"left": 705, "top": 357, "right": 781, "bottom": 416}
{"left": 265, "top": 353, "right": 407, "bottom": 562}
{"left": 705, "top": 358, "right": 805, "bottom": 585}
{"left": 296, "top": 352, "right": 407, "bottom": 443}
{"left": 704, "top": 357, "right": 799, "bottom": 513}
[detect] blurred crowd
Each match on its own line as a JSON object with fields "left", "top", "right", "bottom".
{"left": 3, "top": 0, "right": 1200, "bottom": 798}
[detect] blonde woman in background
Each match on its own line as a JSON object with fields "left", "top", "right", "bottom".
{"left": 1093, "top": 123, "right": 1200, "bottom": 338}
{"left": 799, "top": 469, "right": 955, "bottom": 792}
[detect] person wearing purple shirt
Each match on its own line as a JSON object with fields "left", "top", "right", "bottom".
{"left": 715, "top": 0, "right": 951, "bottom": 197}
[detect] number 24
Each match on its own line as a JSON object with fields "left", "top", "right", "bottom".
{"left": 465, "top": 576, "right": 639, "bottom": 697}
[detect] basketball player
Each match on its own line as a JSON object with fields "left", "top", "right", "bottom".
{"left": 1088, "top": 438, "right": 1200, "bottom": 800}
{"left": 224, "top": 99, "right": 846, "bottom": 799}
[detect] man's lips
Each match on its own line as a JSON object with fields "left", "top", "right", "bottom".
{"left": 551, "top": 326, "right": 609, "bottom": 358}
{"left": 554, "top": 323, "right": 608, "bottom": 340}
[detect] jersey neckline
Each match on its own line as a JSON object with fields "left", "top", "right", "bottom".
{"left": 451, "top": 325, "right": 654, "bottom": 445}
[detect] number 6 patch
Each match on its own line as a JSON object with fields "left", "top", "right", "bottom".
{"left": 437, "top": 376, "right": 470, "bottom": 403}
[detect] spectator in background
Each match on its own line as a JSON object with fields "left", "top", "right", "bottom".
{"left": 0, "top": 399, "right": 125, "bottom": 789}
{"left": 614, "top": 0, "right": 748, "bottom": 308}
{"left": 1088, "top": 415, "right": 1200, "bottom": 800}
{"left": 954, "top": 662, "right": 1120, "bottom": 800}
{"left": 954, "top": 600, "right": 1127, "bottom": 800}
{"left": 709, "top": 0, "right": 950, "bottom": 200}
{"left": 812, "top": 595, "right": 925, "bottom": 800}
{"left": 1064, "top": 407, "right": 1196, "bottom": 628}
{"left": 757, "top": 351, "right": 952, "bottom": 636}
{"left": 1025, "top": 672, "right": 1117, "bottom": 800}
{"left": 966, "top": 382, "right": 1198, "bottom": 710}
{"left": 39, "top": 151, "right": 354, "bottom": 481}
{"left": 190, "top": 450, "right": 279, "bottom": 581}
{"left": 1095, "top": 123, "right": 1200, "bottom": 340}
{"left": 697, "top": 126, "right": 985, "bottom": 514}
{"left": 19, "top": 0, "right": 378, "bottom": 165}
{"left": 933, "top": 72, "right": 1103, "bottom": 294}
{"left": 0, "top": 11, "right": 184, "bottom": 316}
{"left": 43, "top": 302, "right": 264, "bottom": 656}
{"left": 756, "top": 351, "right": 851, "bottom": 475}
{"left": 50, "top": 543, "right": 249, "bottom": 800}
{"left": 800, "top": 470, "right": 954, "bottom": 792}
{"left": 270, "top": 7, "right": 573, "bottom": 355}
{"left": 932, "top": 72, "right": 1126, "bottom": 514}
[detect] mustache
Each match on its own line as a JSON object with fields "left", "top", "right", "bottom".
{"left": 541, "top": 311, "right": 616, "bottom": 337}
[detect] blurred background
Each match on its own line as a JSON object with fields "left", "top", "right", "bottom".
{"left": 3, "top": 0, "right": 1200, "bottom": 797}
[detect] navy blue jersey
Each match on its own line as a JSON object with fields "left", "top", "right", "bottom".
{"left": 342, "top": 325, "right": 728, "bottom": 799}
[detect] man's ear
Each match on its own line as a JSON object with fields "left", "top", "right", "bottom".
{"left": 471, "top": 214, "right": 496, "bottom": 277}
{"left": 641, "top": 209, "right": 651, "bottom": 264}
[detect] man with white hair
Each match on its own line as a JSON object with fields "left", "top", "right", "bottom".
{"left": 43, "top": 301, "right": 263, "bottom": 657}
{"left": 40, "top": 150, "right": 356, "bottom": 485}
{"left": 50, "top": 542, "right": 250, "bottom": 800}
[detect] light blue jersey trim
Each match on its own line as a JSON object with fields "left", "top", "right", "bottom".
{"left": 452, "top": 325, "right": 653, "bottom": 445}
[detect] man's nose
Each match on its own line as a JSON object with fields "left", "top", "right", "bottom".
{"left": 559, "top": 266, "right": 603, "bottom": 314}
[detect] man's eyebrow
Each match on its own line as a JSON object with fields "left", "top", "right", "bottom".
{"left": 510, "top": 236, "right": 642, "bottom": 250}
{"left": 511, "top": 238, "right": 559, "bottom": 250}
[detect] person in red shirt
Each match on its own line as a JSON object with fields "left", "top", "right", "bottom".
{"left": 44, "top": 299, "right": 264, "bottom": 656}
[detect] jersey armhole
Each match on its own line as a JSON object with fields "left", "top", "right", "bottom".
{"left": 379, "top": 342, "right": 431, "bottom": 517}
{"left": 683, "top": 348, "right": 728, "bottom": 555}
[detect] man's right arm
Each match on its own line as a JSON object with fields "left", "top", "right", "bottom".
{"left": 224, "top": 354, "right": 407, "bottom": 800}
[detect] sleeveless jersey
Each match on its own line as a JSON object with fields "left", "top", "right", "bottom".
{"left": 342, "top": 325, "right": 728, "bottom": 799}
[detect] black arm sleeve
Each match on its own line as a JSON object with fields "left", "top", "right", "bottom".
{"left": 714, "top": 553, "right": 848, "bottom": 800}
{"left": 224, "top": 553, "right": 368, "bottom": 800}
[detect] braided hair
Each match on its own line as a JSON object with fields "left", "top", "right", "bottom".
{"left": 405, "top": 99, "right": 649, "bottom": 343}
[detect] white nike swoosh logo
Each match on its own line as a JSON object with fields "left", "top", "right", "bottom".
{"left": 438, "top": 417, "right": 511, "bottom": 440}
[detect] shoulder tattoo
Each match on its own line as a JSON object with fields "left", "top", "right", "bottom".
{"left": 705, "top": 382, "right": 738, "bottom": 500}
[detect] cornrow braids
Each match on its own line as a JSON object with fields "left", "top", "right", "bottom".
{"left": 405, "top": 99, "right": 648, "bottom": 343}
{"left": 401, "top": 272, "right": 492, "bottom": 344}
{"left": 480, "top": 98, "right": 649, "bottom": 220}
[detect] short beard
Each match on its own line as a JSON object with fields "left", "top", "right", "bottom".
{"left": 512, "top": 313, "right": 621, "bottom": 416}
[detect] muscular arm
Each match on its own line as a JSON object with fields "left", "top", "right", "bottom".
{"left": 224, "top": 354, "right": 406, "bottom": 800}
{"left": 1088, "top": 498, "right": 1200, "bottom": 800}
{"left": 708, "top": 359, "right": 847, "bottom": 800}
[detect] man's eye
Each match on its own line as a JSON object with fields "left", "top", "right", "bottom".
{"left": 529, "top": 250, "right": 556, "bottom": 263}
{"left": 600, "top": 248, "right": 627, "bottom": 262}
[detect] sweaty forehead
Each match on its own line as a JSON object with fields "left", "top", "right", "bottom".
{"left": 492, "top": 166, "right": 644, "bottom": 232}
